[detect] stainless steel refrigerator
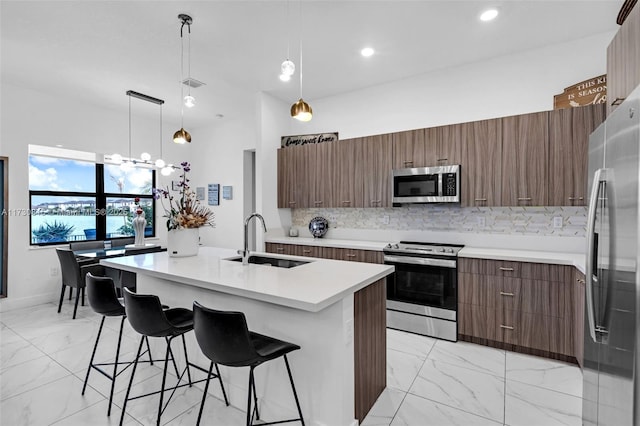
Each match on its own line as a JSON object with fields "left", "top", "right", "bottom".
{"left": 584, "top": 85, "right": 639, "bottom": 426}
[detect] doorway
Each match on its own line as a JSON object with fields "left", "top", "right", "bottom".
{"left": 243, "top": 150, "right": 256, "bottom": 250}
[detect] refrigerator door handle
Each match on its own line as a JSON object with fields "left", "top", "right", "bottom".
{"left": 586, "top": 168, "right": 607, "bottom": 343}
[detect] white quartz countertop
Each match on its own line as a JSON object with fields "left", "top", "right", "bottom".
{"left": 266, "top": 236, "right": 586, "bottom": 272}
{"left": 100, "top": 246, "right": 394, "bottom": 312}
{"left": 458, "top": 247, "right": 585, "bottom": 273}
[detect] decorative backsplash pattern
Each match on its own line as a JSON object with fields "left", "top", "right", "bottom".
{"left": 291, "top": 206, "right": 587, "bottom": 237}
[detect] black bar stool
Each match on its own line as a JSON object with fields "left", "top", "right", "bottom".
{"left": 192, "top": 301, "right": 305, "bottom": 426}
{"left": 120, "top": 288, "right": 228, "bottom": 426}
{"left": 82, "top": 273, "right": 156, "bottom": 416}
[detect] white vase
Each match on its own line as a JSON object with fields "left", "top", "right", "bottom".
{"left": 167, "top": 228, "right": 199, "bottom": 257}
{"left": 132, "top": 211, "right": 146, "bottom": 247}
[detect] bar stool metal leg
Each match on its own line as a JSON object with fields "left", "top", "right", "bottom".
{"left": 58, "top": 284, "right": 66, "bottom": 313}
{"left": 82, "top": 316, "right": 106, "bottom": 395}
{"left": 196, "top": 361, "right": 214, "bottom": 426}
{"left": 107, "top": 316, "right": 126, "bottom": 416}
{"left": 284, "top": 354, "right": 305, "bottom": 426}
{"left": 215, "top": 363, "right": 229, "bottom": 406}
{"left": 119, "top": 336, "right": 145, "bottom": 426}
{"left": 251, "top": 371, "right": 260, "bottom": 421}
{"left": 181, "top": 334, "right": 193, "bottom": 386}
{"left": 157, "top": 338, "right": 173, "bottom": 426}
{"left": 246, "top": 367, "right": 255, "bottom": 426}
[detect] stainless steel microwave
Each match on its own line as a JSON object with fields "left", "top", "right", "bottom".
{"left": 392, "top": 165, "right": 460, "bottom": 204}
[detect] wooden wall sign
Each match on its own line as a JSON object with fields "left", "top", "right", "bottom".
{"left": 281, "top": 132, "right": 339, "bottom": 147}
{"left": 553, "top": 75, "right": 607, "bottom": 109}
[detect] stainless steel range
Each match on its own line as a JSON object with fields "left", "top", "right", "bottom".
{"left": 384, "top": 241, "right": 463, "bottom": 341}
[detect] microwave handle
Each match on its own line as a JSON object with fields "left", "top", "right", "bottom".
{"left": 438, "top": 173, "right": 443, "bottom": 197}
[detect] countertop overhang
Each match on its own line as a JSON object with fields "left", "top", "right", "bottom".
{"left": 100, "top": 246, "right": 394, "bottom": 312}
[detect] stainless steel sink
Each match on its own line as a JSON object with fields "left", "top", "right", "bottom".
{"left": 226, "top": 255, "right": 310, "bottom": 269}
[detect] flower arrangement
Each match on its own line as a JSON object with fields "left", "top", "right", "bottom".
{"left": 153, "top": 162, "right": 215, "bottom": 230}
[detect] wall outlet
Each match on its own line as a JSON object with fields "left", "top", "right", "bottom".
{"left": 553, "top": 216, "right": 563, "bottom": 228}
{"left": 381, "top": 215, "right": 390, "bottom": 225}
{"left": 50, "top": 267, "right": 59, "bottom": 277}
{"left": 477, "top": 216, "right": 486, "bottom": 227}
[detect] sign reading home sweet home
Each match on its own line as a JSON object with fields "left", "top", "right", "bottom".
{"left": 281, "top": 132, "right": 339, "bottom": 147}
{"left": 553, "top": 75, "right": 607, "bottom": 109}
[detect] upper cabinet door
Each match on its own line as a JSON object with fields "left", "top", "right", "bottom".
{"left": 277, "top": 145, "right": 311, "bottom": 209}
{"left": 607, "top": 2, "right": 640, "bottom": 114}
{"left": 501, "top": 111, "right": 549, "bottom": 206}
{"left": 549, "top": 104, "right": 606, "bottom": 206}
{"left": 462, "top": 118, "right": 502, "bottom": 207}
{"left": 336, "top": 138, "right": 364, "bottom": 208}
{"left": 309, "top": 142, "right": 338, "bottom": 208}
{"left": 361, "top": 134, "right": 392, "bottom": 207}
{"left": 425, "top": 123, "right": 463, "bottom": 167}
{"left": 392, "top": 129, "right": 425, "bottom": 169}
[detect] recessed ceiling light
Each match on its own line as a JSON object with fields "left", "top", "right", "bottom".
{"left": 361, "top": 47, "right": 375, "bottom": 57}
{"left": 480, "top": 9, "right": 499, "bottom": 21}
{"left": 55, "top": 144, "right": 63, "bottom": 147}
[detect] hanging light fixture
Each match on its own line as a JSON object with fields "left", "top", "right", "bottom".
{"left": 174, "top": 14, "right": 193, "bottom": 144}
{"left": 279, "top": 0, "right": 295, "bottom": 82}
{"left": 290, "top": 1, "right": 312, "bottom": 121}
{"left": 108, "top": 90, "right": 174, "bottom": 173}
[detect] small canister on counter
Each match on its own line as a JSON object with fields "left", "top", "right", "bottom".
{"left": 289, "top": 227, "right": 299, "bottom": 237}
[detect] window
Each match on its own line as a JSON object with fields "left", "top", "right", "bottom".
{"left": 28, "top": 153, "right": 155, "bottom": 245}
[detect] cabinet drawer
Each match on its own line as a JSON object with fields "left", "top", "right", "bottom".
{"left": 459, "top": 258, "right": 521, "bottom": 277}
{"left": 496, "top": 309, "right": 519, "bottom": 346}
{"left": 459, "top": 273, "right": 495, "bottom": 307}
{"left": 520, "top": 279, "right": 565, "bottom": 318}
{"left": 294, "top": 245, "right": 323, "bottom": 258}
{"left": 458, "top": 303, "right": 497, "bottom": 341}
{"left": 493, "top": 276, "right": 522, "bottom": 311}
{"left": 521, "top": 263, "right": 572, "bottom": 282}
{"left": 265, "top": 242, "right": 295, "bottom": 255}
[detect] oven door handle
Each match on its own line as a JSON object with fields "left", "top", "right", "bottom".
{"left": 384, "top": 255, "right": 456, "bottom": 268}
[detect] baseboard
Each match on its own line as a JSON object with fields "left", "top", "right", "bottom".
{"left": 0, "top": 292, "right": 58, "bottom": 313}
{"left": 459, "top": 334, "right": 578, "bottom": 365}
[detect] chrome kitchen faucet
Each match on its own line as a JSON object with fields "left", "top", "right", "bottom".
{"left": 239, "top": 213, "right": 267, "bottom": 265}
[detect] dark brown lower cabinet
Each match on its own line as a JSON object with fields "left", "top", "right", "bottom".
{"left": 458, "top": 258, "right": 579, "bottom": 363}
{"left": 266, "top": 243, "right": 384, "bottom": 265}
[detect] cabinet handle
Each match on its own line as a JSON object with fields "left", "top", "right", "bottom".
{"left": 346, "top": 254, "right": 357, "bottom": 258}
{"left": 500, "top": 291, "right": 515, "bottom": 297}
{"left": 500, "top": 325, "right": 515, "bottom": 330}
{"left": 474, "top": 198, "right": 487, "bottom": 202}
{"left": 276, "top": 248, "right": 284, "bottom": 251}
{"left": 499, "top": 267, "right": 514, "bottom": 272}
{"left": 568, "top": 197, "right": 577, "bottom": 201}
{"left": 314, "top": 200, "right": 323, "bottom": 205}
{"left": 403, "top": 161, "right": 413, "bottom": 166}
{"left": 288, "top": 201, "right": 296, "bottom": 205}
{"left": 370, "top": 200, "right": 382, "bottom": 204}
{"left": 437, "top": 158, "right": 448, "bottom": 162}
{"left": 517, "top": 197, "right": 532, "bottom": 201}
{"left": 611, "top": 97, "right": 625, "bottom": 106}
{"left": 341, "top": 200, "right": 351, "bottom": 204}
{"left": 577, "top": 279, "right": 586, "bottom": 285}
{"left": 302, "top": 250, "right": 311, "bottom": 254}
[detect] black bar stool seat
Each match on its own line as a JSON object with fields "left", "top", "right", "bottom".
{"left": 82, "top": 273, "right": 156, "bottom": 417}
{"left": 193, "top": 302, "right": 305, "bottom": 426}
{"left": 119, "top": 288, "right": 228, "bottom": 426}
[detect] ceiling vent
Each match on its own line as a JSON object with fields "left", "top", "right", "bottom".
{"left": 182, "top": 78, "right": 206, "bottom": 88}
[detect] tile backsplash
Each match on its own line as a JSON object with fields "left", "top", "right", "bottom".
{"left": 291, "top": 206, "right": 587, "bottom": 238}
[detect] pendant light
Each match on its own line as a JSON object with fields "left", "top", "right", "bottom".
{"left": 279, "top": 0, "right": 295, "bottom": 82}
{"left": 174, "top": 14, "right": 193, "bottom": 144}
{"left": 290, "top": 1, "right": 312, "bottom": 121}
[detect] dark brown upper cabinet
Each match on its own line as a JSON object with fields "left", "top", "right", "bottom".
{"left": 336, "top": 138, "right": 364, "bottom": 208}
{"left": 501, "top": 111, "right": 549, "bottom": 206}
{"left": 549, "top": 104, "right": 606, "bottom": 206}
{"left": 607, "top": 2, "right": 640, "bottom": 114}
{"left": 392, "top": 129, "right": 426, "bottom": 169}
{"left": 425, "top": 123, "right": 463, "bottom": 167}
{"left": 360, "top": 134, "right": 393, "bottom": 208}
{"left": 461, "top": 118, "right": 502, "bottom": 207}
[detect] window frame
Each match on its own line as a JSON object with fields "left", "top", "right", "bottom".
{"left": 29, "top": 161, "right": 156, "bottom": 246}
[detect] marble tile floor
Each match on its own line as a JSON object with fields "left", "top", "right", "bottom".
{"left": 1, "top": 301, "right": 583, "bottom": 426}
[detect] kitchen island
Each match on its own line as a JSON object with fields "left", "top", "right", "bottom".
{"left": 101, "top": 247, "right": 394, "bottom": 426}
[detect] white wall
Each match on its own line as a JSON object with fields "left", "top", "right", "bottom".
{"left": 288, "top": 31, "right": 615, "bottom": 138}
{"left": 0, "top": 82, "right": 189, "bottom": 311}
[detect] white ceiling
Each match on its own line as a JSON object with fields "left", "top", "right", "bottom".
{"left": 1, "top": 0, "right": 622, "bottom": 127}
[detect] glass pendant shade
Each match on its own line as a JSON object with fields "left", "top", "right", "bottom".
{"left": 279, "top": 73, "right": 291, "bottom": 82}
{"left": 291, "top": 98, "right": 313, "bottom": 122}
{"left": 184, "top": 95, "right": 195, "bottom": 108}
{"left": 281, "top": 59, "right": 295, "bottom": 76}
{"left": 160, "top": 166, "right": 174, "bottom": 176}
{"left": 155, "top": 158, "right": 166, "bottom": 168}
{"left": 140, "top": 152, "right": 151, "bottom": 161}
{"left": 173, "top": 128, "right": 192, "bottom": 144}
{"left": 111, "top": 153, "right": 123, "bottom": 164}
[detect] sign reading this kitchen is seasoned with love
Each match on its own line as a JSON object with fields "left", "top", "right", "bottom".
{"left": 281, "top": 132, "right": 339, "bottom": 147}
{"left": 553, "top": 74, "right": 607, "bottom": 109}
